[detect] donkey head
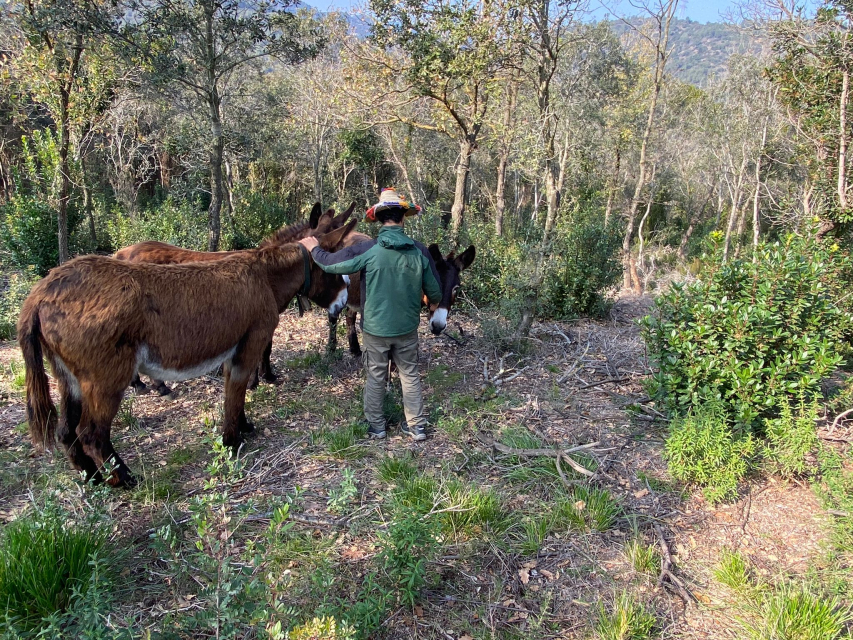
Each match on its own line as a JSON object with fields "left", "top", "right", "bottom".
{"left": 427, "top": 244, "right": 476, "bottom": 335}
{"left": 306, "top": 219, "right": 359, "bottom": 317}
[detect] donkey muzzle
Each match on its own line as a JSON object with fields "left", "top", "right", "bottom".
{"left": 429, "top": 307, "right": 448, "bottom": 335}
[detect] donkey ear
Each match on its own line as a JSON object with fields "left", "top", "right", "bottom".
{"left": 332, "top": 202, "right": 356, "bottom": 228}
{"left": 428, "top": 244, "right": 443, "bottom": 264}
{"left": 314, "top": 211, "right": 333, "bottom": 234}
{"left": 309, "top": 203, "right": 323, "bottom": 229}
{"left": 457, "top": 245, "right": 476, "bottom": 269}
{"left": 319, "top": 218, "right": 358, "bottom": 250}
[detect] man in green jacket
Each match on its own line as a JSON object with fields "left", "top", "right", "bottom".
{"left": 298, "top": 189, "right": 442, "bottom": 440}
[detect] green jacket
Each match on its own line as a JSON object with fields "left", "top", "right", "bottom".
{"left": 311, "top": 225, "right": 442, "bottom": 338}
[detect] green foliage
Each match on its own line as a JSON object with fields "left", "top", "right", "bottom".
{"left": 625, "top": 537, "right": 661, "bottom": 576}
{"left": 664, "top": 403, "right": 755, "bottom": 504}
{"left": 326, "top": 468, "right": 358, "bottom": 514}
{"left": 0, "top": 270, "right": 36, "bottom": 340}
{"left": 376, "top": 510, "right": 439, "bottom": 608}
{"left": 642, "top": 234, "right": 853, "bottom": 432}
{"left": 0, "top": 496, "right": 113, "bottom": 634}
{"left": 106, "top": 197, "right": 208, "bottom": 252}
{"left": 595, "top": 591, "right": 657, "bottom": 640}
{"left": 572, "top": 485, "right": 621, "bottom": 532}
{"left": 541, "top": 206, "right": 623, "bottom": 319}
{"left": 742, "top": 583, "right": 852, "bottom": 640}
{"left": 376, "top": 454, "right": 418, "bottom": 485}
{"left": 764, "top": 396, "right": 821, "bottom": 479}
{"left": 0, "top": 196, "right": 81, "bottom": 276}
{"left": 227, "top": 188, "right": 297, "bottom": 250}
{"left": 714, "top": 548, "right": 753, "bottom": 594}
{"left": 285, "top": 617, "right": 355, "bottom": 640}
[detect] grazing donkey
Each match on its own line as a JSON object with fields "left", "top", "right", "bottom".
{"left": 18, "top": 222, "right": 356, "bottom": 488}
{"left": 327, "top": 236, "right": 476, "bottom": 355}
{"left": 115, "top": 203, "right": 356, "bottom": 393}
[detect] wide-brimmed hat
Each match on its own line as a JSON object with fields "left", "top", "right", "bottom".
{"left": 366, "top": 187, "right": 421, "bottom": 221}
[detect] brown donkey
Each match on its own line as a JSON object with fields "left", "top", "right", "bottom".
{"left": 115, "top": 203, "right": 357, "bottom": 393}
{"left": 19, "top": 222, "right": 357, "bottom": 488}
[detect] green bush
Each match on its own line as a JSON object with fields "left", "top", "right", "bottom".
{"left": 0, "top": 269, "right": 36, "bottom": 340}
{"left": 664, "top": 403, "right": 755, "bottom": 504}
{"left": 227, "top": 188, "right": 299, "bottom": 250}
{"left": 642, "top": 234, "right": 853, "bottom": 432}
{"left": 0, "top": 196, "right": 82, "bottom": 276}
{"left": 541, "top": 206, "right": 623, "bottom": 318}
{"left": 764, "top": 396, "right": 821, "bottom": 479}
{"left": 106, "top": 196, "right": 208, "bottom": 251}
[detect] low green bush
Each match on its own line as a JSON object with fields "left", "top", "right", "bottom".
{"left": 764, "top": 396, "right": 821, "bottom": 479}
{"left": 642, "top": 234, "right": 853, "bottom": 432}
{"left": 664, "top": 403, "right": 755, "bottom": 504}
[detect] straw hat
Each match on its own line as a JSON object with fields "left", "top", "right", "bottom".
{"left": 366, "top": 187, "right": 421, "bottom": 221}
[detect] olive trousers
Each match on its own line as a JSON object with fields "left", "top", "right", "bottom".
{"left": 362, "top": 330, "right": 427, "bottom": 431}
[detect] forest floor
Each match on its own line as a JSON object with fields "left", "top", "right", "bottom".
{"left": 0, "top": 296, "right": 848, "bottom": 639}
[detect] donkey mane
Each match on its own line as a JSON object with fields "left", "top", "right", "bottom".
{"left": 258, "top": 220, "right": 314, "bottom": 249}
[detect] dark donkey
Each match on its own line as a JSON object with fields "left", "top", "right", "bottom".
{"left": 19, "top": 222, "right": 356, "bottom": 487}
{"left": 327, "top": 233, "right": 476, "bottom": 355}
{"left": 115, "top": 203, "right": 356, "bottom": 394}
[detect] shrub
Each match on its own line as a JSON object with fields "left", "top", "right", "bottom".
{"left": 541, "top": 206, "right": 622, "bottom": 319}
{"left": 106, "top": 196, "right": 208, "bottom": 251}
{"left": 764, "top": 396, "right": 821, "bottom": 479}
{"left": 227, "top": 188, "right": 299, "bottom": 250}
{"left": 642, "top": 234, "right": 853, "bottom": 432}
{"left": 0, "top": 269, "right": 36, "bottom": 340}
{"left": 664, "top": 403, "right": 755, "bottom": 504}
{"left": 0, "top": 196, "right": 82, "bottom": 276}
{"left": 0, "top": 501, "right": 111, "bottom": 632}
{"left": 376, "top": 510, "right": 439, "bottom": 608}
{"left": 285, "top": 617, "right": 355, "bottom": 640}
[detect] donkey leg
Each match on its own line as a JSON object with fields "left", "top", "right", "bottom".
{"left": 259, "top": 341, "right": 278, "bottom": 384}
{"left": 151, "top": 378, "right": 172, "bottom": 396}
{"left": 56, "top": 380, "right": 102, "bottom": 484}
{"left": 327, "top": 313, "right": 339, "bottom": 354}
{"left": 346, "top": 310, "right": 361, "bottom": 357}
{"left": 222, "top": 333, "right": 270, "bottom": 448}
{"left": 78, "top": 392, "right": 136, "bottom": 488}
{"left": 130, "top": 374, "right": 148, "bottom": 395}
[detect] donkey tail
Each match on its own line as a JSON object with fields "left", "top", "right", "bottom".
{"left": 17, "top": 304, "right": 56, "bottom": 452}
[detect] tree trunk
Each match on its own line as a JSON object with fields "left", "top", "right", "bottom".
{"left": 622, "top": 0, "right": 677, "bottom": 291}
{"left": 838, "top": 65, "right": 849, "bottom": 213}
{"left": 753, "top": 117, "right": 769, "bottom": 251}
{"left": 58, "top": 84, "right": 71, "bottom": 264}
{"left": 604, "top": 146, "right": 620, "bottom": 227}
{"left": 450, "top": 138, "right": 473, "bottom": 242}
{"left": 495, "top": 82, "right": 518, "bottom": 237}
{"left": 81, "top": 156, "right": 96, "bottom": 248}
{"left": 723, "top": 155, "right": 748, "bottom": 261}
{"left": 208, "top": 100, "right": 224, "bottom": 252}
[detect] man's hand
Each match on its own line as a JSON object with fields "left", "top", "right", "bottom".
{"left": 299, "top": 236, "right": 319, "bottom": 251}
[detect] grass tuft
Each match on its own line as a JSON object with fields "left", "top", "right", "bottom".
{"left": 596, "top": 591, "right": 657, "bottom": 640}
{"left": 743, "top": 583, "right": 852, "bottom": 640}
{"left": 377, "top": 454, "right": 418, "bottom": 485}
{"left": 0, "top": 506, "right": 111, "bottom": 630}
{"left": 625, "top": 537, "right": 661, "bottom": 576}
{"left": 324, "top": 423, "right": 369, "bottom": 459}
{"left": 714, "top": 548, "right": 752, "bottom": 593}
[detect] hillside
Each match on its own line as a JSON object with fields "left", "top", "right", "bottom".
{"left": 612, "top": 17, "right": 766, "bottom": 86}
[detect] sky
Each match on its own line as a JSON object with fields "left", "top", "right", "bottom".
{"left": 307, "top": 0, "right": 743, "bottom": 24}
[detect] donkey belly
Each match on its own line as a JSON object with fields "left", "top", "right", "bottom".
{"left": 136, "top": 344, "right": 237, "bottom": 382}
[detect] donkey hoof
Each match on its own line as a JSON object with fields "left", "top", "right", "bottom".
{"left": 248, "top": 377, "right": 259, "bottom": 391}
{"left": 155, "top": 384, "right": 172, "bottom": 397}
{"left": 240, "top": 420, "right": 255, "bottom": 434}
{"left": 350, "top": 346, "right": 362, "bottom": 357}
{"left": 262, "top": 373, "right": 280, "bottom": 385}
{"left": 132, "top": 382, "right": 149, "bottom": 395}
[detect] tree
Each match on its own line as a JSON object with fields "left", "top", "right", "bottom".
{"left": 618, "top": 0, "right": 678, "bottom": 292}
{"left": 369, "top": 0, "right": 522, "bottom": 240}
{"left": 764, "top": 0, "right": 853, "bottom": 236}
{"left": 113, "top": 0, "right": 322, "bottom": 250}
{"left": 5, "top": 0, "right": 108, "bottom": 262}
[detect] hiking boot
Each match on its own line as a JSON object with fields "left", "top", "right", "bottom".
{"left": 367, "top": 424, "right": 386, "bottom": 439}
{"left": 400, "top": 421, "right": 427, "bottom": 441}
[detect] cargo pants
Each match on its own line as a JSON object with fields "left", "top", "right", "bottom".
{"left": 362, "top": 330, "right": 427, "bottom": 431}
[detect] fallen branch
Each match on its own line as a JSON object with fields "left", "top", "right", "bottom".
{"left": 828, "top": 408, "right": 853, "bottom": 434}
{"left": 578, "top": 377, "right": 629, "bottom": 390}
{"left": 654, "top": 524, "right": 697, "bottom": 605}
{"left": 490, "top": 440, "right": 598, "bottom": 478}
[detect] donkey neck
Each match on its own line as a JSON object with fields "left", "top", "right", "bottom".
{"left": 258, "top": 244, "right": 307, "bottom": 312}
